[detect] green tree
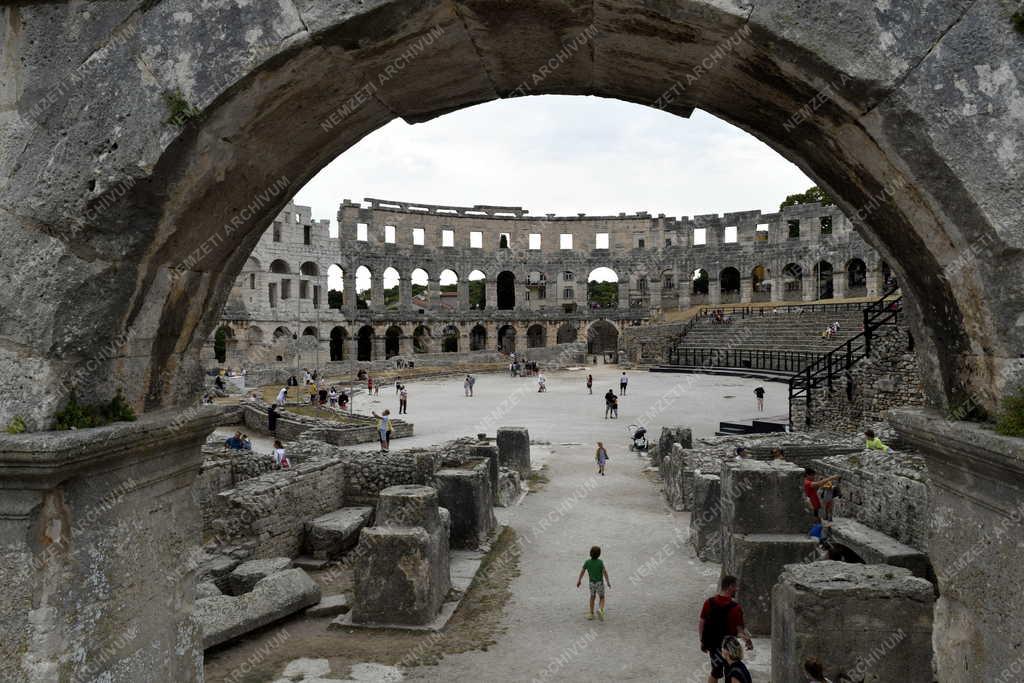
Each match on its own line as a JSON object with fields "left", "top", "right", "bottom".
{"left": 327, "top": 289, "right": 343, "bottom": 309}
{"left": 588, "top": 281, "right": 619, "bottom": 308}
{"left": 213, "top": 328, "right": 227, "bottom": 364}
{"left": 468, "top": 280, "right": 485, "bottom": 308}
{"left": 780, "top": 186, "right": 834, "bottom": 210}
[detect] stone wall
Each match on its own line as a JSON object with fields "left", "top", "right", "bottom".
{"left": 240, "top": 402, "right": 413, "bottom": 444}
{"left": 791, "top": 325, "right": 925, "bottom": 430}
{"left": 622, "top": 320, "right": 692, "bottom": 364}
{"left": 814, "top": 450, "right": 930, "bottom": 551}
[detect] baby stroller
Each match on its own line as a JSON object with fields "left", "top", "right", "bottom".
{"left": 629, "top": 424, "right": 649, "bottom": 452}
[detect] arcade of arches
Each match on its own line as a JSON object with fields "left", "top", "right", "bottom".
{"left": 2, "top": 2, "right": 1022, "bottom": 682}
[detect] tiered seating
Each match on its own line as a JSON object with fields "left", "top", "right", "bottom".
{"left": 655, "top": 308, "right": 865, "bottom": 379}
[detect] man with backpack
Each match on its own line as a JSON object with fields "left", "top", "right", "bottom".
{"left": 699, "top": 575, "right": 753, "bottom": 682}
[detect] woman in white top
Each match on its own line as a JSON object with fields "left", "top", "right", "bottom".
{"left": 272, "top": 439, "right": 290, "bottom": 469}
{"left": 276, "top": 386, "right": 287, "bottom": 406}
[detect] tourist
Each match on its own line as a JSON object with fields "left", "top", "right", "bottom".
{"left": 214, "top": 375, "right": 225, "bottom": 391}
{"left": 318, "top": 384, "right": 328, "bottom": 406}
{"left": 734, "top": 446, "right": 747, "bottom": 459}
{"left": 699, "top": 575, "right": 754, "bottom": 683}
{"left": 464, "top": 375, "right": 472, "bottom": 397}
{"left": 273, "top": 439, "right": 290, "bottom": 469}
{"left": 537, "top": 373, "right": 547, "bottom": 392}
{"left": 604, "top": 389, "right": 616, "bottom": 419}
{"left": 586, "top": 374, "right": 593, "bottom": 394}
{"left": 610, "top": 395, "right": 619, "bottom": 419}
{"left": 374, "top": 379, "right": 380, "bottom": 396}
{"left": 367, "top": 375, "right": 374, "bottom": 395}
{"left": 399, "top": 385, "right": 408, "bottom": 414}
{"left": 303, "top": 368, "right": 311, "bottom": 384}
{"left": 276, "top": 386, "right": 287, "bottom": 406}
{"left": 339, "top": 391, "right": 349, "bottom": 411}
{"left": 721, "top": 636, "right": 753, "bottom": 683}
{"left": 619, "top": 371, "right": 628, "bottom": 395}
{"left": 754, "top": 386, "right": 765, "bottom": 411}
{"left": 863, "top": 429, "right": 893, "bottom": 454}
{"left": 771, "top": 447, "right": 785, "bottom": 461}
{"left": 372, "top": 409, "right": 392, "bottom": 453}
{"left": 803, "top": 468, "right": 840, "bottom": 521}
{"left": 224, "top": 431, "right": 244, "bottom": 449}
{"left": 328, "top": 386, "right": 338, "bottom": 408}
{"left": 595, "top": 442, "right": 609, "bottom": 475}
{"left": 468, "top": 374, "right": 476, "bottom": 396}
{"left": 803, "top": 657, "right": 833, "bottom": 682}
{"left": 287, "top": 374, "right": 298, "bottom": 387}
{"left": 241, "top": 434, "right": 252, "bottom": 450}
{"left": 308, "top": 383, "right": 318, "bottom": 406}
{"left": 267, "top": 404, "right": 279, "bottom": 435}
{"left": 576, "top": 545, "right": 611, "bottom": 621}
{"left": 395, "top": 377, "right": 402, "bottom": 395}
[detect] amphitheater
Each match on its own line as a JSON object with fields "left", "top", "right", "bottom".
{"left": 1, "top": 2, "right": 1023, "bottom": 683}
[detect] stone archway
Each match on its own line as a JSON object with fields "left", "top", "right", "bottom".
{"left": 4, "top": 4, "right": 1023, "bottom": 680}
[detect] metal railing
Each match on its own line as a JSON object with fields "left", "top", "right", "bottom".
{"left": 788, "top": 284, "right": 902, "bottom": 427}
{"left": 697, "top": 298, "right": 882, "bottom": 319}
{"left": 667, "top": 347, "right": 821, "bottom": 372}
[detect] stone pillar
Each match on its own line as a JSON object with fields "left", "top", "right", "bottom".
{"left": 708, "top": 279, "right": 721, "bottom": 305}
{"left": 426, "top": 277, "right": 439, "bottom": 310}
{"left": 890, "top": 409, "right": 1024, "bottom": 683}
{"left": 343, "top": 270, "right": 357, "bottom": 314}
{"left": 0, "top": 408, "right": 226, "bottom": 683}
{"left": 370, "top": 272, "right": 385, "bottom": 310}
{"left": 770, "top": 276, "right": 784, "bottom": 302}
{"left": 740, "top": 276, "right": 753, "bottom": 303}
{"left": 433, "top": 459, "right": 496, "bottom": 550}
{"left": 347, "top": 336, "right": 360, "bottom": 362}
{"left": 457, "top": 280, "right": 469, "bottom": 310}
{"left": 723, "top": 533, "right": 818, "bottom": 634}
{"left": 720, "top": 460, "right": 808, "bottom": 546}
{"left": 372, "top": 334, "right": 386, "bottom": 360}
{"left": 866, "top": 268, "right": 884, "bottom": 297}
{"left": 399, "top": 276, "right": 412, "bottom": 310}
{"left": 772, "top": 562, "right": 934, "bottom": 682}
{"left": 676, "top": 285, "right": 691, "bottom": 310}
{"left": 496, "top": 427, "right": 531, "bottom": 478}
{"left": 617, "top": 282, "right": 629, "bottom": 310}
{"left": 832, "top": 270, "right": 846, "bottom": 299}
{"left": 485, "top": 280, "right": 497, "bottom": 310}
{"left": 648, "top": 279, "right": 662, "bottom": 310}
{"left": 398, "top": 335, "right": 413, "bottom": 356}
{"left": 802, "top": 272, "right": 816, "bottom": 301}
{"left": 351, "top": 485, "right": 451, "bottom": 626}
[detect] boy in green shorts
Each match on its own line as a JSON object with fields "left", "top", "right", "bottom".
{"left": 576, "top": 545, "right": 611, "bottom": 620}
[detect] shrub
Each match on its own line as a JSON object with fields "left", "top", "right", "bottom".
{"left": 1013, "top": 11, "right": 1024, "bottom": 35}
{"left": 55, "top": 391, "right": 136, "bottom": 430}
{"left": 995, "top": 389, "right": 1024, "bottom": 437}
{"left": 5, "top": 416, "right": 27, "bottom": 434}
{"left": 163, "top": 90, "right": 201, "bottom": 126}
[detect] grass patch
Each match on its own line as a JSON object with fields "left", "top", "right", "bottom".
{"left": 995, "top": 388, "right": 1024, "bottom": 437}
{"left": 55, "top": 391, "right": 136, "bottom": 430}
{"left": 5, "top": 416, "right": 26, "bottom": 434}
{"left": 527, "top": 465, "right": 551, "bottom": 491}
{"left": 163, "top": 90, "right": 201, "bottom": 126}
{"left": 1013, "top": 11, "right": 1024, "bottom": 34}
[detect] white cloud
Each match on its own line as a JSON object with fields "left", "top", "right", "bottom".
{"left": 294, "top": 95, "right": 814, "bottom": 233}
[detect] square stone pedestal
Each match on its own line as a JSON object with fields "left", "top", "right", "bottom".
{"left": 772, "top": 561, "right": 934, "bottom": 681}
{"left": 722, "top": 533, "right": 818, "bottom": 635}
{"left": 496, "top": 427, "right": 531, "bottom": 478}
{"left": 721, "top": 459, "right": 809, "bottom": 539}
{"left": 689, "top": 473, "right": 722, "bottom": 562}
{"left": 433, "top": 459, "right": 496, "bottom": 550}
{"left": 351, "top": 485, "right": 451, "bottom": 626}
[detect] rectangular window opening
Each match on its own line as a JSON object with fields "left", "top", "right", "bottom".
{"left": 303, "top": 225, "right": 312, "bottom": 245}
{"left": 595, "top": 233, "right": 609, "bottom": 249}
{"left": 820, "top": 216, "right": 833, "bottom": 235}
{"left": 788, "top": 220, "right": 801, "bottom": 239}
{"left": 693, "top": 228, "right": 707, "bottom": 246}
{"left": 529, "top": 233, "right": 542, "bottom": 250}
{"left": 724, "top": 226, "right": 738, "bottom": 243}
{"left": 442, "top": 229, "right": 454, "bottom": 247}
{"left": 755, "top": 223, "right": 770, "bottom": 242}
{"left": 356, "top": 223, "right": 368, "bottom": 241}
{"left": 412, "top": 227, "right": 425, "bottom": 246}
{"left": 470, "top": 231, "right": 483, "bottom": 248}
{"left": 384, "top": 225, "right": 396, "bottom": 244}
{"left": 560, "top": 233, "right": 573, "bottom": 250}
{"left": 273, "top": 222, "right": 282, "bottom": 242}
{"left": 281, "top": 279, "right": 291, "bottom": 300}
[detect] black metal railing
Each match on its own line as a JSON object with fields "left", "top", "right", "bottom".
{"left": 788, "top": 284, "right": 902, "bottom": 427}
{"left": 667, "top": 347, "right": 822, "bottom": 373}
{"left": 697, "top": 298, "right": 883, "bottom": 319}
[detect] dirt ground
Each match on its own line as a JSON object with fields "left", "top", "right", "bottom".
{"left": 202, "top": 528, "right": 521, "bottom": 683}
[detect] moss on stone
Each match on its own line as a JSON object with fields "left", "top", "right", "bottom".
{"left": 995, "top": 389, "right": 1024, "bottom": 437}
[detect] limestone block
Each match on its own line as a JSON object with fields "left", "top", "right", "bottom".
{"left": 829, "top": 518, "right": 932, "bottom": 580}
{"left": 496, "top": 427, "right": 531, "bottom": 478}
{"left": 657, "top": 426, "right": 692, "bottom": 465}
{"left": 351, "top": 527, "right": 451, "bottom": 626}
{"left": 305, "top": 594, "right": 351, "bottom": 618}
{"left": 722, "top": 533, "right": 819, "bottom": 635}
{"left": 721, "top": 460, "right": 809, "bottom": 541}
{"left": 772, "top": 562, "right": 934, "bottom": 682}
{"left": 304, "top": 506, "right": 374, "bottom": 560}
{"left": 689, "top": 474, "right": 722, "bottom": 562}
{"left": 225, "top": 556, "right": 293, "bottom": 596}
{"left": 195, "top": 582, "right": 222, "bottom": 599}
{"left": 433, "top": 460, "right": 496, "bottom": 549}
{"left": 196, "top": 568, "right": 322, "bottom": 649}
{"left": 495, "top": 468, "right": 523, "bottom": 507}
{"left": 470, "top": 444, "right": 500, "bottom": 498}
{"left": 377, "top": 485, "right": 442, "bottom": 532}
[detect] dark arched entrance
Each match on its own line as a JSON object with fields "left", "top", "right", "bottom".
{"left": 470, "top": 324, "right": 487, "bottom": 351}
{"left": 526, "top": 324, "right": 546, "bottom": 348}
{"left": 556, "top": 322, "right": 578, "bottom": 344}
{"left": 496, "top": 271, "right": 516, "bottom": 310}
{"left": 587, "top": 321, "right": 619, "bottom": 355}
{"left": 497, "top": 325, "right": 516, "bottom": 353}
{"left": 357, "top": 326, "right": 374, "bottom": 362}
{"left": 384, "top": 325, "right": 402, "bottom": 358}
{"left": 441, "top": 325, "right": 459, "bottom": 353}
{"left": 329, "top": 327, "right": 347, "bottom": 361}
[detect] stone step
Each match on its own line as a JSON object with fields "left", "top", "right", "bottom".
{"left": 304, "top": 506, "right": 374, "bottom": 560}
{"left": 828, "top": 518, "right": 933, "bottom": 580}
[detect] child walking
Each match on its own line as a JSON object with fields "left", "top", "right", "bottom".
{"left": 576, "top": 545, "right": 611, "bottom": 620}
{"left": 595, "top": 442, "right": 609, "bottom": 476}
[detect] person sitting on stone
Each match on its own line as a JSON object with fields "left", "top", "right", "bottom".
{"left": 224, "top": 431, "right": 244, "bottom": 450}
{"left": 240, "top": 434, "right": 252, "bottom": 450}
{"left": 863, "top": 429, "right": 893, "bottom": 454}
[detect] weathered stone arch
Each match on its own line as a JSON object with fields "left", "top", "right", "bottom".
{"left": 556, "top": 321, "right": 578, "bottom": 344}
{"left": 269, "top": 259, "right": 291, "bottom": 274}
{"left": 526, "top": 323, "right": 546, "bottom": 348}
{"left": 469, "top": 323, "right": 487, "bottom": 351}
{"left": 329, "top": 326, "right": 348, "bottom": 361}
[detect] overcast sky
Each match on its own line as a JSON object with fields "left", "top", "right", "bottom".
{"left": 295, "top": 95, "right": 814, "bottom": 290}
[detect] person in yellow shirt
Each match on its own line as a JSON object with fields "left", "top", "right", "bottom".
{"left": 864, "top": 429, "right": 893, "bottom": 454}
